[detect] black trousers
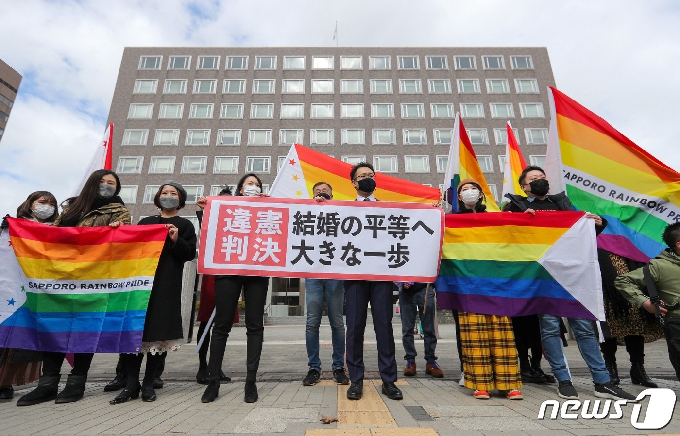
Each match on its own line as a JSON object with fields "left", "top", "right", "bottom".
{"left": 451, "top": 310, "right": 464, "bottom": 372}
{"left": 114, "top": 352, "right": 165, "bottom": 378}
{"left": 511, "top": 315, "right": 543, "bottom": 367}
{"left": 207, "top": 276, "right": 268, "bottom": 382}
{"left": 197, "top": 322, "right": 211, "bottom": 368}
{"left": 599, "top": 335, "right": 645, "bottom": 363}
{"left": 663, "top": 318, "right": 680, "bottom": 381}
{"left": 42, "top": 352, "right": 93, "bottom": 377}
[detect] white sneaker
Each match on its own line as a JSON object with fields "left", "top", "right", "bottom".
{"left": 459, "top": 371, "right": 465, "bottom": 386}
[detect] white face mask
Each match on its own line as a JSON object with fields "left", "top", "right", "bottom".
{"left": 242, "top": 185, "right": 261, "bottom": 197}
{"left": 460, "top": 189, "right": 480, "bottom": 205}
{"left": 33, "top": 204, "right": 55, "bottom": 220}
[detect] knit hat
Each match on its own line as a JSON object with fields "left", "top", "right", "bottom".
{"left": 457, "top": 178, "right": 482, "bottom": 193}
{"left": 160, "top": 180, "right": 187, "bottom": 202}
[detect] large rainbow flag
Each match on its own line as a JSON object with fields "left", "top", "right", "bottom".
{"left": 545, "top": 87, "right": 680, "bottom": 262}
{"left": 0, "top": 218, "right": 167, "bottom": 353}
{"left": 443, "top": 113, "right": 500, "bottom": 212}
{"left": 269, "top": 143, "right": 441, "bottom": 203}
{"left": 501, "top": 121, "right": 527, "bottom": 201}
{"left": 435, "top": 211, "right": 605, "bottom": 321}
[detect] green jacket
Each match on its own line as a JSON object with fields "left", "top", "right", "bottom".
{"left": 54, "top": 202, "right": 131, "bottom": 227}
{"left": 615, "top": 249, "right": 680, "bottom": 319}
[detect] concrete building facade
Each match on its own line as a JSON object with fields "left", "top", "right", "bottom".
{"left": 0, "top": 59, "right": 22, "bottom": 143}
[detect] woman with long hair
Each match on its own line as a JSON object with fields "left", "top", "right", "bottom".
{"left": 17, "top": 170, "right": 130, "bottom": 406}
{"left": 201, "top": 173, "right": 270, "bottom": 404}
{"left": 110, "top": 181, "right": 196, "bottom": 404}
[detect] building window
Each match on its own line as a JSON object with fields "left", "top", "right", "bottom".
{"left": 310, "top": 129, "right": 334, "bottom": 145}
{"left": 128, "top": 103, "right": 153, "bottom": 119}
{"left": 312, "top": 56, "right": 334, "bottom": 69}
{"left": 189, "top": 103, "right": 213, "bottom": 119}
{"left": 213, "top": 156, "right": 239, "bottom": 174}
{"left": 185, "top": 129, "right": 210, "bottom": 146}
{"left": 428, "top": 79, "right": 451, "bottom": 94}
{"left": 530, "top": 155, "right": 546, "bottom": 167}
{"left": 433, "top": 129, "right": 453, "bottom": 145}
{"left": 515, "top": 78, "right": 539, "bottom": 94}
{"left": 454, "top": 56, "right": 476, "bottom": 70}
{"left": 426, "top": 56, "right": 448, "bottom": 70}
{"left": 280, "top": 103, "right": 304, "bottom": 119}
{"left": 226, "top": 56, "right": 248, "bottom": 70}
{"left": 310, "top": 103, "right": 333, "bottom": 119}
{"left": 477, "top": 155, "right": 494, "bottom": 173}
{"left": 401, "top": 103, "right": 425, "bottom": 118}
{"left": 153, "top": 129, "right": 180, "bottom": 146}
{"left": 370, "top": 79, "right": 392, "bottom": 94}
{"left": 456, "top": 79, "right": 480, "bottom": 94}
{"left": 460, "top": 103, "right": 484, "bottom": 118}
{"left": 148, "top": 157, "right": 175, "bottom": 174}
{"left": 253, "top": 79, "right": 275, "bottom": 94}
{"left": 183, "top": 186, "right": 204, "bottom": 203}
{"left": 490, "top": 103, "right": 514, "bottom": 118}
{"left": 217, "top": 129, "right": 241, "bottom": 146}
{"left": 431, "top": 103, "right": 454, "bottom": 118}
{"left": 511, "top": 56, "right": 533, "bottom": 70}
{"left": 158, "top": 103, "right": 183, "bottom": 119}
{"left": 525, "top": 128, "right": 549, "bottom": 145}
{"left": 143, "top": 185, "right": 161, "bottom": 203}
{"left": 403, "top": 129, "right": 427, "bottom": 145}
{"left": 193, "top": 79, "right": 217, "bottom": 94}
{"left": 181, "top": 156, "right": 207, "bottom": 174}
{"left": 223, "top": 79, "right": 246, "bottom": 94}
{"left": 371, "top": 103, "right": 394, "bottom": 118}
{"left": 311, "top": 79, "right": 334, "bottom": 94}
{"left": 250, "top": 103, "right": 274, "bottom": 119}
{"left": 116, "top": 157, "right": 143, "bottom": 174}
{"left": 283, "top": 56, "right": 305, "bottom": 69}
{"left": 122, "top": 129, "right": 148, "bottom": 146}
{"left": 436, "top": 155, "right": 448, "bottom": 173}
{"left": 482, "top": 56, "right": 505, "bottom": 70}
{"left": 405, "top": 155, "right": 430, "bottom": 173}
{"left": 220, "top": 103, "right": 244, "bottom": 119}
{"left": 282, "top": 79, "right": 305, "bottom": 94}
{"left": 341, "top": 155, "right": 366, "bottom": 166}
{"left": 245, "top": 157, "right": 271, "bottom": 173}
{"left": 397, "top": 56, "right": 419, "bottom": 69}
{"left": 0, "top": 94, "right": 13, "bottom": 108}
{"left": 341, "top": 103, "right": 364, "bottom": 118}
{"left": 340, "top": 79, "right": 363, "bottom": 94}
{"left": 279, "top": 129, "right": 303, "bottom": 145}
{"left": 373, "top": 155, "right": 398, "bottom": 173}
{"left": 138, "top": 56, "right": 162, "bottom": 70}
{"left": 197, "top": 56, "right": 220, "bottom": 69}
{"left": 494, "top": 128, "right": 520, "bottom": 145}
{"left": 369, "top": 56, "right": 391, "bottom": 70}
{"left": 466, "top": 128, "right": 489, "bottom": 145}
{"left": 372, "top": 129, "right": 396, "bottom": 145}
{"left": 163, "top": 79, "right": 187, "bottom": 94}
{"left": 210, "top": 184, "right": 237, "bottom": 196}
{"left": 341, "top": 129, "right": 365, "bottom": 145}
{"left": 254, "top": 56, "right": 276, "bottom": 69}
{"left": 133, "top": 79, "right": 157, "bottom": 94}
{"left": 399, "top": 79, "right": 422, "bottom": 94}
{"left": 248, "top": 129, "right": 273, "bottom": 146}
{"left": 519, "top": 103, "right": 545, "bottom": 118}
{"left": 486, "top": 79, "right": 510, "bottom": 94}
{"left": 340, "top": 56, "right": 362, "bottom": 69}
{"left": 168, "top": 56, "right": 190, "bottom": 70}
{"left": 118, "top": 186, "right": 138, "bottom": 204}
{"left": 277, "top": 156, "right": 287, "bottom": 171}
{"left": 498, "top": 155, "right": 506, "bottom": 172}
{"left": 487, "top": 184, "right": 499, "bottom": 201}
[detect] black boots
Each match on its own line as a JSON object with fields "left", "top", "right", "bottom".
{"left": 604, "top": 357, "right": 620, "bottom": 385}
{"left": 244, "top": 380, "right": 258, "bottom": 403}
{"left": 201, "top": 380, "right": 220, "bottom": 403}
{"left": 630, "top": 361, "right": 658, "bottom": 388}
{"left": 17, "top": 375, "right": 60, "bottom": 406}
{"left": 55, "top": 374, "right": 87, "bottom": 404}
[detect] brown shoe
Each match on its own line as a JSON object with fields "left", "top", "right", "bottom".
{"left": 426, "top": 362, "right": 444, "bottom": 378}
{"left": 403, "top": 360, "right": 416, "bottom": 376}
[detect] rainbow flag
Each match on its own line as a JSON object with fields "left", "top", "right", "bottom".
{"left": 545, "top": 87, "right": 680, "bottom": 262}
{"left": 443, "top": 113, "right": 500, "bottom": 212}
{"left": 435, "top": 211, "right": 605, "bottom": 321}
{"left": 0, "top": 218, "right": 167, "bottom": 353}
{"left": 501, "top": 121, "right": 528, "bottom": 202}
{"left": 269, "top": 143, "right": 441, "bottom": 203}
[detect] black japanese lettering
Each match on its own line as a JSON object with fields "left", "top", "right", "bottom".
{"left": 318, "top": 240, "right": 336, "bottom": 266}
{"left": 387, "top": 215, "right": 410, "bottom": 240}
{"left": 411, "top": 220, "right": 434, "bottom": 235}
{"left": 291, "top": 239, "right": 315, "bottom": 265}
{"left": 340, "top": 242, "right": 362, "bottom": 266}
{"left": 365, "top": 214, "right": 387, "bottom": 238}
{"left": 341, "top": 216, "right": 363, "bottom": 236}
{"left": 292, "top": 211, "right": 316, "bottom": 236}
{"left": 317, "top": 212, "right": 340, "bottom": 237}
{"left": 387, "top": 243, "right": 410, "bottom": 268}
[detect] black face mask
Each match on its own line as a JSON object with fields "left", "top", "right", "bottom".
{"left": 357, "top": 178, "right": 376, "bottom": 193}
{"left": 316, "top": 192, "right": 331, "bottom": 200}
{"left": 529, "top": 179, "right": 549, "bottom": 197}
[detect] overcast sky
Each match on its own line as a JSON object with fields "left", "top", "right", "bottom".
{"left": 1, "top": 0, "right": 678, "bottom": 217}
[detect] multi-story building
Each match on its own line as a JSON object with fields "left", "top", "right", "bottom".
{"left": 0, "top": 59, "right": 22, "bottom": 143}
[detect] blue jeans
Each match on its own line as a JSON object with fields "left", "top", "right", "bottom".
{"left": 538, "top": 314, "right": 609, "bottom": 384}
{"left": 399, "top": 286, "right": 437, "bottom": 363}
{"left": 305, "top": 279, "right": 345, "bottom": 371}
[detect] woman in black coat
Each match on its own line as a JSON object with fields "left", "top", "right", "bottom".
{"left": 110, "top": 181, "right": 196, "bottom": 404}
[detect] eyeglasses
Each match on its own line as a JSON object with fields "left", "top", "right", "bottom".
{"left": 355, "top": 173, "right": 375, "bottom": 181}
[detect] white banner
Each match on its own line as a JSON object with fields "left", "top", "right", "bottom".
{"left": 198, "top": 197, "right": 444, "bottom": 282}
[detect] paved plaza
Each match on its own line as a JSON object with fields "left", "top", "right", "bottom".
{"left": 1, "top": 321, "right": 679, "bottom": 435}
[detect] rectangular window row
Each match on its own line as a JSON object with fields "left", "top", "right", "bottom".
{"left": 0, "top": 93, "right": 14, "bottom": 108}
{"left": 138, "top": 54, "right": 534, "bottom": 71}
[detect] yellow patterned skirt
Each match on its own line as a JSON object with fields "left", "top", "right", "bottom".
{"left": 460, "top": 312, "right": 522, "bottom": 391}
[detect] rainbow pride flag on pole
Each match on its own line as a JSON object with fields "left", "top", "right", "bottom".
{"left": 269, "top": 143, "right": 441, "bottom": 203}
{"left": 0, "top": 218, "right": 167, "bottom": 353}
{"left": 501, "top": 121, "right": 527, "bottom": 202}
{"left": 435, "top": 211, "right": 605, "bottom": 321}
{"left": 443, "top": 113, "right": 500, "bottom": 212}
{"left": 545, "top": 87, "right": 680, "bottom": 262}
